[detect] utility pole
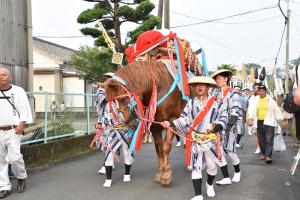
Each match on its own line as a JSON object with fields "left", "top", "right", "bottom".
{"left": 163, "top": 0, "right": 170, "bottom": 29}
{"left": 285, "top": 1, "right": 290, "bottom": 94}
{"left": 27, "top": 0, "right": 33, "bottom": 92}
{"left": 157, "top": 0, "right": 163, "bottom": 29}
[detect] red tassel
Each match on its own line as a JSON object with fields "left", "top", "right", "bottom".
{"left": 132, "top": 94, "right": 145, "bottom": 150}
{"left": 185, "top": 96, "right": 216, "bottom": 166}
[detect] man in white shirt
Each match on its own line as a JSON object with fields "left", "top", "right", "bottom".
{"left": 0, "top": 67, "right": 33, "bottom": 198}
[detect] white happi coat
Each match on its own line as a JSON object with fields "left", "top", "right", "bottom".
{"left": 216, "top": 88, "right": 242, "bottom": 153}
{"left": 172, "top": 96, "right": 228, "bottom": 170}
{"left": 97, "top": 91, "right": 134, "bottom": 165}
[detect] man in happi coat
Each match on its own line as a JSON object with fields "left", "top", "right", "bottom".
{"left": 161, "top": 76, "right": 228, "bottom": 200}
{"left": 211, "top": 69, "right": 243, "bottom": 185}
{"left": 99, "top": 100, "right": 134, "bottom": 188}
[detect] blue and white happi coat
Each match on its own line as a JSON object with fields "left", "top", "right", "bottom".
{"left": 172, "top": 96, "right": 228, "bottom": 170}
{"left": 214, "top": 88, "right": 243, "bottom": 153}
{"left": 96, "top": 89, "right": 134, "bottom": 164}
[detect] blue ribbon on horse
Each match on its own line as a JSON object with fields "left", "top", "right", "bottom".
{"left": 200, "top": 49, "right": 209, "bottom": 77}
{"left": 174, "top": 37, "right": 189, "bottom": 102}
{"left": 112, "top": 76, "right": 126, "bottom": 85}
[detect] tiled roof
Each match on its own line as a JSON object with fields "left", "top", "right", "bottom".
{"left": 33, "top": 37, "right": 77, "bottom": 62}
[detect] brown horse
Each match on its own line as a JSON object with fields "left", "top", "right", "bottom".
{"left": 105, "top": 60, "right": 187, "bottom": 185}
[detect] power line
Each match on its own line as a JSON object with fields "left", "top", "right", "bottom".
{"left": 272, "top": 22, "right": 287, "bottom": 74}
{"left": 170, "top": 4, "right": 279, "bottom": 28}
{"left": 171, "top": 18, "right": 274, "bottom": 62}
{"left": 171, "top": 10, "right": 281, "bottom": 25}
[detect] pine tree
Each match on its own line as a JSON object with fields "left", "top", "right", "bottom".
{"left": 77, "top": 0, "right": 160, "bottom": 52}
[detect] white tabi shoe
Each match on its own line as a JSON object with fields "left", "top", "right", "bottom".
{"left": 103, "top": 179, "right": 112, "bottom": 188}
{"left": 235, "top": 143, "right": 241, "bottom": 148}
{"left": 123, "top": 174, "right": 131, "bottom": 182}
{"left": 190, "top": 195, "right": 203, "bottom": 200}
{"left": 206, "top": 183, "right": 215, "bottom": 197}
{"left": 98, "top": 166, "right": 106, "bottom": 174}
{"left": 254, "top": 148, "right": 261, "bottom": 154}
{"left": 216, "top": 177, "right": 232, "bottom": 185}
{"left": 232, "top": 172, "right": 241, "bottom": 183}
{"left": 176, "top": 141, "right": 181, "bottom": 147}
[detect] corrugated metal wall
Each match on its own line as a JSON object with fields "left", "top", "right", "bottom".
{"left": 0, "top": 0, "right": 28, "bottom": 90}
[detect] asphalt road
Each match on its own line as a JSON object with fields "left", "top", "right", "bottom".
{"left": 7, "top": 134, "right": 300, "bottom": 200}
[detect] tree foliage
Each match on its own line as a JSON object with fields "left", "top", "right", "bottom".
{"left": 217, "top": 64, "right": 237, "bottom": 75}
{"left": 70, "top": 46, "right": 115, "bottom": 81}
{"left": 245, "top": 63, "right": 261, "bottom": 74}
{"left": 290, "top": 57, "right": 300, "bottom": 67}
{"left": 77, "top": 0, "right": 160, "bottom": 51}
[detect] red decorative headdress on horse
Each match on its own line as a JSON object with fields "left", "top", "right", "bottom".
{"left": 125, "top": 44, "right": 135, "bottom": 63}
{"left": 132, "top": 30, "right": 176, "bottom": 58}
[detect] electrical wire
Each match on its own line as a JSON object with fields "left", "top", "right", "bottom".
{"left": 171, "top": 17, "right": 275, "bottom": 62}
{"left": 272, "top": 22, "right": 287, "bottom": 75}
{"left": 171, "top": 10, "right": 281, "bottom": 25}
{"left": 170, "top": 4, "right": 278, "bottom": 28}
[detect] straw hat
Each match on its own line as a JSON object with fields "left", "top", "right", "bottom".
{"left": 211, "top": 69, "right": 232, "bottom": 79}
{"left": 103, "top": 72, "right": 115, "bottom": 77}
{"left": 188, "top": 76, "right": 217, "bottom": 87}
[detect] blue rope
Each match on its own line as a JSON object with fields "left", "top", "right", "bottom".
{"left": 112, "top": 76, "right": 126, "bottom": 85}
{"left": 157, "top": 75, "right": 180, "bottom": 106}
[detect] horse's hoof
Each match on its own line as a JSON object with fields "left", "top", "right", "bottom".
{"left": 154, "top": 172, "right": 162, "bottom": 183}
{"left": 161, "top": 171, "right": 172, "bottom": 185}
{"left": 161, "top": 176, "right": 172, "bottom": 186}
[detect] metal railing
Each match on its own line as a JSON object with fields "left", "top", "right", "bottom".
{"left": 22, "top": 92, "right": 97, "bottom": 145}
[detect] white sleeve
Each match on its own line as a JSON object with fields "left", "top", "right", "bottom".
{"left": 271, "top": 98, "right": 283, "bottom": 120}
{"left": 18, "top": 88, "right": 33, "bottom": 124}
{"left": 247, "top": 97, "right": 257, "bottom": 120}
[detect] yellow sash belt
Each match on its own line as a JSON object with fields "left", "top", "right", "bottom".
{"left": 192, "top": 132, "right": 216, "bottom": 144}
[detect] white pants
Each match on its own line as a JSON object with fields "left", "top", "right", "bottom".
{"left": 192, "top": 151, "right": 218, "bottom": 179}
{"left": 227, "top": 151, "right": 240, "bottom": 165}
{"left": 105, "top": 141, "right": 133, "bottom": 166}
{"left": 0, "top": 129, "right": 27, "bottom": 191}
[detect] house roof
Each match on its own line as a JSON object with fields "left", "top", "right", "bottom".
{"left": 33, "top": 37, "right": 77, "bottom": 62}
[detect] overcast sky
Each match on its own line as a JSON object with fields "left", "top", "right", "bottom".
{"left": 32, "top": 0, "right": 300, "bottom": 71}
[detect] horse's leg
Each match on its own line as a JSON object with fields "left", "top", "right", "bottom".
{"left": 160, "top": 128, "right": 176, "bottom": 185}
{"left": 152, "top": 129, "right": 164, "bottom": 184}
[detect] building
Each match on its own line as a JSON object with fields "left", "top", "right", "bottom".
{"left": 33, "top": 37, "right": 94, "bottom": 112}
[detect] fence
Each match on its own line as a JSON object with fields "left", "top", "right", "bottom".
{"left": 22, "top": 92, "right": 97, "bottom": 145}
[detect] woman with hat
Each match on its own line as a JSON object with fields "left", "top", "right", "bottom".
{"left": 161, "top": 76, "right": 228, "bottom": 200}
{"left": 211, "top": 69, "right": 242, "bottom": 185}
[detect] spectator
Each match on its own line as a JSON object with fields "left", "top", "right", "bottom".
{"left": 248, "top": 85, "right": 284, "bottom": 164}
{"left": 0, "top": 67, "right": 33, "bottom": 198}
{"left": 50, "top": 101, "right": 57, "bottom": 120}
{"left": 294, "top": 86, "right": 300, "bottom": 105}
{"left": 247, "top": 83, "right": 261, "bottom": 154}
{"left": 293, "top": 64, "right": 300, "bottom": 140}
{"left": 234, "top": 86, "right": 248, "bottom": 147}
{"left": 281, "top": 103, "right": 293, "bottom": 136}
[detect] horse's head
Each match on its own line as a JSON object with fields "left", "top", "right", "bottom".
{"left": 105, "top": 78, "right": 140, "bottom": 128}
